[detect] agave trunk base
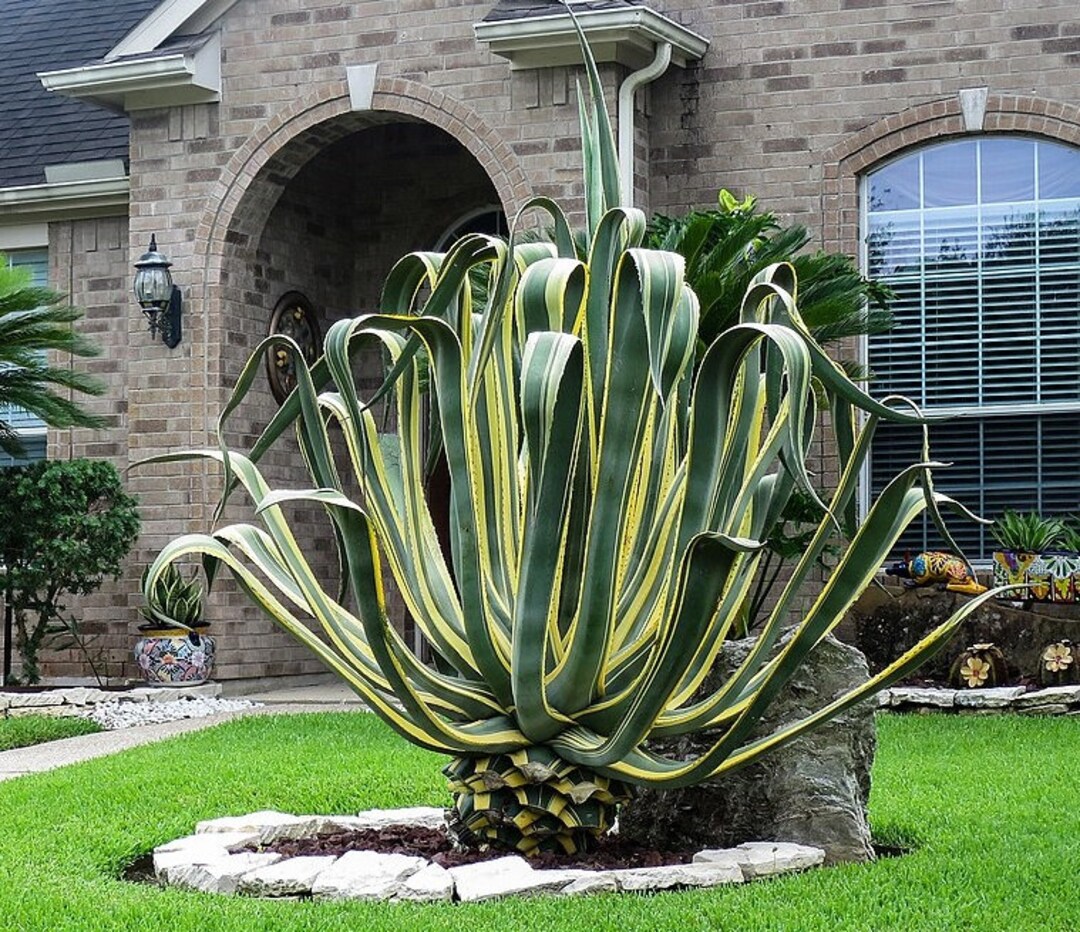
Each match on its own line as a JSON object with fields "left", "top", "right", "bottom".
{"left": 444, "top": 747, "right": 631, "bottom": 856}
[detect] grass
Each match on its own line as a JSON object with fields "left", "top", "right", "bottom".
{"left": 0, "top": 713, "right": 101, "bottom": 751}
{"left": 1, "top": 712, "right": 1077, "bottom": 931}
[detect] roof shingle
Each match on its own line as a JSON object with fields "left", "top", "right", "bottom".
{"left": 0, "top": 0, "right": 162, "bottom": 189}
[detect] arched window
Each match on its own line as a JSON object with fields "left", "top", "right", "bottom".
{"left": 434, "top": 207, "right": 508, "bottom": 251}
{"left": 864, "top": 136, "right": 1080, "bottom": 556}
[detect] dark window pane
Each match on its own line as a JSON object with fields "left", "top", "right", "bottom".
{"left": 981, "top": 207, "right": 1036, "bottom": 268}
{"left": 0, "top": 434, "right": 45, "bottom": 468}
{"left": 868, "top": 154, "right": 920, "bottom": 211}
{"left": 923, "top": 207, "right": 978, "bottom": 270}
{"left": 1039, "top": 141, "right": 1080, "bottom": 200}
{"left": 923, "top": 141, "right": 977, "bottom": 207}
{"left": 866, "top": 214, "right": 921, "bottom": 277}
{"left": 981, "top": 137, "right": 1035, "bottom": 203}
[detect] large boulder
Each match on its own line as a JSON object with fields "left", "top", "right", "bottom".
{"left": 618, "top": 634, "right": 875, "bottom": 864}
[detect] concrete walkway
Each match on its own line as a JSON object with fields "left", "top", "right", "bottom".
{"left": 0, "top": 683, "right": 366, "bottom": 783}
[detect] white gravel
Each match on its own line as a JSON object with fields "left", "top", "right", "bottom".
{"left": 78, "top": 697, "right": 262, "bottom": 730}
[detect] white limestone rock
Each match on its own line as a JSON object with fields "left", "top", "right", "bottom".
{"left": 449, "top": 856, "right": 580, "bottom": 902}
{"left": 196, "top": 810, "right": 310, "bottom": 842}
{"left": 695, "top": 841, "right": 824, "bottom": 878}
{"left": 345, "top": 806, "right": 448, "bottom": 831}
{"left": 311, "top": 850, "right": 426, "bottom": 900}
{"left": 559, "top": 872, "right": 620, "bottom": 896}
{"left": 153, "top": 831, "right": 261, "bottom": 873}
{"left": 953, "top": 687, "right": 1026, "bottom": 709}
{"left": 130, "top": 683, "right": 221, "bottom": 702}
{"left": 58, "top": 687, "right": 89, "bottom": 705}
{"left": 612, "top": 861, "right": 744, "bottom": 892}
{"left": 1013, "top": 685, "right": 1080, "bottom": 709}
{"left": 393, "top": 862, "right": 455, "bottom": 903}
{"left": 1017, "top": 703, "right": 1071, "bottom": 716}
{"left": 154, "top": 840, "right": 232, "bottom": 875}
{"left": 890, "top": 687, "right": 956, "bottom": 708}
{"left": 7, "top": 692, "right": 64, "bottom": 708}
{"left": 163, "top": 852, "right": 282, "bottom": 895}
{"left": 256, "top": 816, "right": 352, "bottom": 844}
{"left": 156, "top": 830, "right": 261, "bottom": 853}
{"left": 238, "top": 855, "right": 338, "bottom": 897}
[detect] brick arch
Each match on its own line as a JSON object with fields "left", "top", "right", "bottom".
{"left": 194, "top": 77, "right": 533, "bottom": 292}
{"left": 820, "top": 93, "right": 1080, "bottom": 257}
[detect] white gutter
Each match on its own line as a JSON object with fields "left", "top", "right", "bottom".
{"left": 0, "top": 177, "right": 129, "bottom": 220}
{"left": 38, "top": 33, "right": 220, "bottom": 112}
{"left": 618, "top": 41, "right": 672, "bottom": 207}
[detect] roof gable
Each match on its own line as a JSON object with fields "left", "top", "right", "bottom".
{"left": 107, "top": 0, "right": 241, "bottom": 60}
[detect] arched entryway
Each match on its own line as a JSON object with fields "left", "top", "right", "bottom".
{"left": 189, "top": 90, "right": 526, "bottom": 661}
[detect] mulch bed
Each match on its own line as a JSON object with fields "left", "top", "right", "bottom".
{"left": 247, "top": 823, "right": 696, "bottom": 871}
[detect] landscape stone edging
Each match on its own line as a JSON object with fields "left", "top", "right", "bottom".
{"left": 878, "top": 683, "right": 1080, "bottom": 713}
{"left": 150, "top": 807, "right": 826, "bottom": 902}
{"left": 0, "top": 683, "right": 221, "bottom": 713}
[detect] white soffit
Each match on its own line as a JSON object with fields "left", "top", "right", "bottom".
{"left": 474, "top": 7, "right": 709, "bottom": 70}
{"left": 38, "top": 33, "right": 221, "bottom": 112}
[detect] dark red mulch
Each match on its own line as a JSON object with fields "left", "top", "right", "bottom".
{"left": 246, "top": 823, "right": 696, "bottom": 871}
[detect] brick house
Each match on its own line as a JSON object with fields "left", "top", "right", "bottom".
{"left": 1, "top": 0, "right": 1078, "bottom": 687}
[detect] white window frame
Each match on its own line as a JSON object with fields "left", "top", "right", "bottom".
{"left": 859, "top": 135, "right": 1080, "bottom": 560}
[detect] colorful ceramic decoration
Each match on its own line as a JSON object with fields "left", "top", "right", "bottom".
{"left": 992, "top": 551, "right": 1080, "bottom": 602}
{"left": 134, "top": 631, "right": 216, "bottom": 685}
{"left": 887, "top": 551, "right": 987, "bottom": 595}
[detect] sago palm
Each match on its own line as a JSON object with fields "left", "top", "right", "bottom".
{"left": 0, "top": 260, "right": 103, "bottom": 457}
{"left": 649, "top": 189, "right": 893, "bottom": 381}
{"left": 143, "top": 22, "right": 996, "bottom": 856}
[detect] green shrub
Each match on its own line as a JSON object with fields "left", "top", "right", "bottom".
{"left": 0, "top": 459, "right": 140, "bottom": 684}
{"left": 989, "top": 510, "right": 1066, "bottom": 553}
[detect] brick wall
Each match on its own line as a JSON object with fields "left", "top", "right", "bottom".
{"left": 40, "top": 216, "right": 134, "bottom": 681}
{"left": 651, "top": 1, "right": 1080, "bottom": 242}
{"left": 39, "top": 0, "right": 1080, "bottom": 683}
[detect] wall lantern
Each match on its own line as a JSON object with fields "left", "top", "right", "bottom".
{"left": 133, "top": 234, "right": 182, "bottom": 348}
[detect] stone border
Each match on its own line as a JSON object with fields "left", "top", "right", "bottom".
{"left": 878, "top": 684, "right": 1080, "bottom": 715}
{"left": 0, "top": 683, "right": 221, "bottom": 716}
{"left": 151, "top": 808, "right": 826, "bottom": 902}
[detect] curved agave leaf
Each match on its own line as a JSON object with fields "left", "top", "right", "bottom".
{"left": 139, "top": 17, "right": 991, "bottom": 817}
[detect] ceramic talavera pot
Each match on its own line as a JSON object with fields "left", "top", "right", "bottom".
{"left": 992, "top": 550, "right": 1080, "bottom": 603}
{"left": 134, "top": 629, "right": 216, "bottom": 685}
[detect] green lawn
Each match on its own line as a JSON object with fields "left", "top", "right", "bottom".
{"left": 0, "top": 713, "right": 101, "bottom": 751}
{"left": 2, "top": 712, "right": 1076, "bottom": 931}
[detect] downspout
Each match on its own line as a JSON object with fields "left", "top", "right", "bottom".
{"left": 618, "top": 41, "right": 672, "bottom": 207}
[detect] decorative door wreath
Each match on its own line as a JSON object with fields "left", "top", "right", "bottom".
{"left": 266, "top": 291, "right": 321, "bottom": 403}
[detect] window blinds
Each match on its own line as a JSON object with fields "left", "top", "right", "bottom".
{"left": 865, "top": 137, "right": 1080, "bottom": 557}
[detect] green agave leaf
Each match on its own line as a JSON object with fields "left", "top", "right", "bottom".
{"left": 136, "top": 4, "right": 990, "bottom": 829}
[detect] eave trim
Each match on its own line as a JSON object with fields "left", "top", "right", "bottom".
{"left": 474, "top": 7, "right": 709, "bottom": 70}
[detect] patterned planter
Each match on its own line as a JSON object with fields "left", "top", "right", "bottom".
{"left": 134, "top": 629, "right": 216, "bottom": 685}
{"left": 992, "top": 551, "right": 1080, "bottom": 603}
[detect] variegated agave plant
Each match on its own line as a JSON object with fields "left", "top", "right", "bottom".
{"left": 143, "top": 25, "right": 997, "bottom": 857}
